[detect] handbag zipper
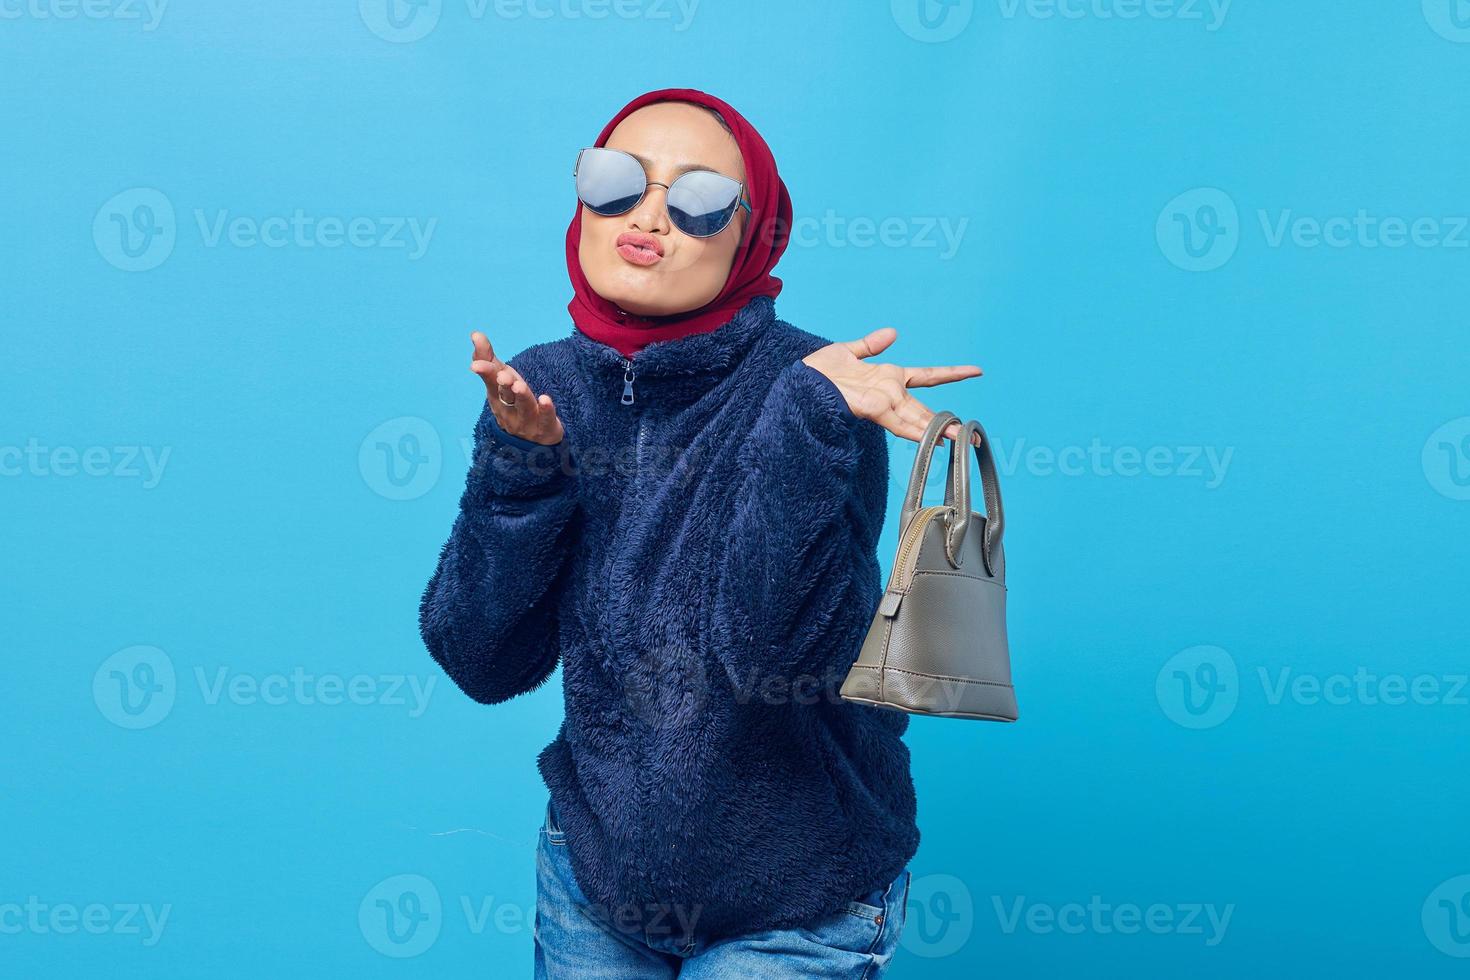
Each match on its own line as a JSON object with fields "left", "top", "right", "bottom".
{"left": 875, "top": 506, "right": 945, "bottom": 618}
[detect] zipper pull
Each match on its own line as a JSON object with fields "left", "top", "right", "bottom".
{"left": 621, "top": 358, "right": 636, "bottom": 405}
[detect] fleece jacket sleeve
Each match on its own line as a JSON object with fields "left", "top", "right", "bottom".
{"left": 418, "top": 375, "right": 579, "bottom": 704}
{"left": 711, "top": 358, "right": 888, "bottom": 688}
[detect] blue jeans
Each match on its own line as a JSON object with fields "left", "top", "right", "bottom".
{"left": 533, "top": 800, "right": 911, "bottom": 978}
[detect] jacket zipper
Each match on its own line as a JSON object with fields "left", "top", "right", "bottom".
{"left": 623, "top": 355, "right": 647, "bottom": 477}
{"left": 622, "top": 355, "right": 648, "bottom": 471}
{"left": 621, "top": 353, "right": 656, "bottom": 895}
{"left": 612, "top": 358, "right": 648, "bottom": 662}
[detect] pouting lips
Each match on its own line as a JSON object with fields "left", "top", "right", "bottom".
{"left": 615, "top": 233, "right": 664, "bottom": 266}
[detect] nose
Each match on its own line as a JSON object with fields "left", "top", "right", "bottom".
{"left": 627, "top": 181, "right": 671, "bottom": 236}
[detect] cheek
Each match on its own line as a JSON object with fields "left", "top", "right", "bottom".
{"left": 577, "top": 214, "right": 609, "bottom": 266}
{"left": 683, "top": 233, "right": 739, "bottom": 282}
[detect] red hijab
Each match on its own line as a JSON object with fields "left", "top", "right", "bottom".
{"left": 565, "top": 88, "right": 793, "bottom": 358}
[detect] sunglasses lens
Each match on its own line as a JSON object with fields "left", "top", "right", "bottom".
{"left": 576, "top": 147, "right": 646, "bottom": 216}
{"left": 667, "top": 170, "right": 743, "bottom": 238}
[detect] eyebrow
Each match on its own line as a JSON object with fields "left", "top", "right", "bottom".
{"left": 624, "top": 150, "right": 722, "bottom": 177}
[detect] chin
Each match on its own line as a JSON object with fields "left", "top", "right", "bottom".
{"left": 589, "top": 267, "right": 718, "bottom": 318}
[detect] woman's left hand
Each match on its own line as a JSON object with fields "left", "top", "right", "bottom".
{"left": 802, "top": 327, "right": 982, "bottom": 443}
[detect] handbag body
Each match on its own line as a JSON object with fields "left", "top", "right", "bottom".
{"left": 839, "top": 410, "right": 1018, "bottom": 721}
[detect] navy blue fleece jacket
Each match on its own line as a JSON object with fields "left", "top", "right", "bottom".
{"left": 419, "top": 294, "right": 919, "bottom": 940}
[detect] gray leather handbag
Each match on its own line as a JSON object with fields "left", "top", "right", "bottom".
{"left": 839, "top": 411, "right": 1018, "bottom": 721}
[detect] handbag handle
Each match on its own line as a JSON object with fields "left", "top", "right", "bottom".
{"left": 945, "top": 418, "right": 1006, "bottom": 576}
{"left": 899, "top": 411, "right": 961, "bottom": 533}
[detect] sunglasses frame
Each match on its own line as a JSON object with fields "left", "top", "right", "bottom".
{"left": 574, "top": 146, "right": 752, "bottom": 239}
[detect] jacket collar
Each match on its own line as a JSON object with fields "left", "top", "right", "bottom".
{"left": 568, "top": 294, "right": 778, "bottom": 407}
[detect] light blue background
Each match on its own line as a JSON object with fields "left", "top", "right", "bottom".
{"left": 4, "top": 1, "right": 1468, "bottom": 976}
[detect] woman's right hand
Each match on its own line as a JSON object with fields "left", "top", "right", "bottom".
{"left": 470, "top": 331, "right": 566, "bottom": 446}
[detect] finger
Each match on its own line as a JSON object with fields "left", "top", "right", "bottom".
{"left": 504, "top": 372, "right": 561, "bottom": 435}
{"left": 871, "top": 395, "right": 934, "bottom": 443}
{"left": 903, "top": 395, "right": 965, "bottom": 443}
{"left": 471, "top": 362, "right": 529, "bottom": 422}
{"left": 470, "top": 331, "right": 498, "bottom": 366}
{"left": 520, "top": 389, "right": 563, "bottom": 442}
{"left": 536, "top": 393, "right": 561, "bottom": 435}
{"left": 840, "top": 327, "right": 898, "bottom": 360}
{"left": 471, "top": 359, "right": 525, "bottom": 397}
{"left": 902, "top": 364, "right": 983, "bottom": 388}
{"left": 894, "top": 395, "right": 937, "bottom": 437}
{"left": 497, "top": 368, "right": 536, "bottom": 417}
{"left": 870, "top": 405, "right": 926, "bottom": 443}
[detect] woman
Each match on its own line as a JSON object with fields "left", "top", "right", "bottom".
{"left": 419, "top": 87, "right": 980, "bottom": 977}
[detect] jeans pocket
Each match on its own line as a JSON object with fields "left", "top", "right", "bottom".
{"left": 542, "top": 799, "right": 567, "bottom": 846}
{"left": 798, "top": 875, "right": 900, "bottom": 957}
{"left": 798, "top": 902, "right": 884, "bottom": 957}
